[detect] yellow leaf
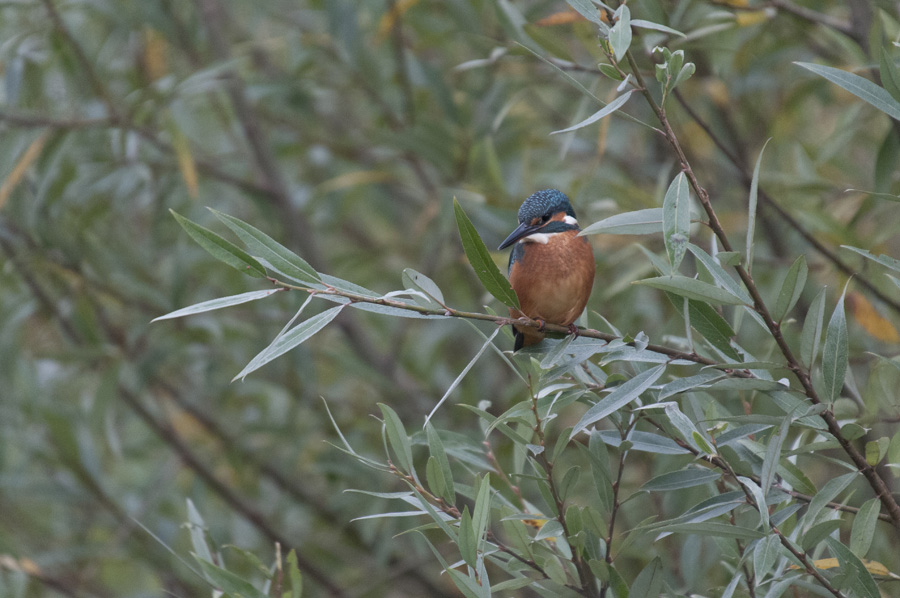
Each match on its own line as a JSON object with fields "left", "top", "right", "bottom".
{"left": 169, "top": 121, "right": 199, "bottom": 198}
{"left": 316, "top": 170, "right": 394, "bottom": 194}
{"left": 0, "top": 554, "right": 42, "bottom": 575}
{"left": 522, "top": 517, "right": 547, "bottom": 529}
{"left": 704, "top": 79, "right": 731, "bottom": 109}
{"left": 812, "top": 557, "right": 840, "bottom": 570}
{"left": 375, "top": 0, "right": 418, "bottom": 42}
{"left": 735, "top": 9, "right": 773, "bottom": 27}
{"left": 142, "top": 27, "right": 168, "bottom": 81}
{"left": 0, "top": 131, "right": 48, "bottom": 212}
{"left": 790, "top": 557, "right": 900, "bottom": 580}
{"left": 848, "top": 291, "right": 899, "bottom": 343}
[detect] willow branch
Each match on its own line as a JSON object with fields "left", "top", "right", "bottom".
{"left": 269, "top": 276, "right": 761, "bottom": 376}
{"left": 621, "top": 48, "right": 900, "bottom": 534}
{"left": 670, "top": 90, "right": 900, "bottom": 317}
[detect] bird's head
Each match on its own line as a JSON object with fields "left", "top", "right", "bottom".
{"left": 498, "top": 189, "right": 580, "bottom": 250}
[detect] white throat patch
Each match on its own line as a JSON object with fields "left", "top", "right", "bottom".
{"left": 521, "top": 232, "right": 560, "bottom": 244}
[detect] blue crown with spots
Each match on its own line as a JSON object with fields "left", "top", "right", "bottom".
{"left": 517, "top": 189, "right": 576, "bottom": 223}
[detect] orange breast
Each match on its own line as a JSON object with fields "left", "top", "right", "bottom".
{"left": 508, "top": 231, "right": 595, "bottom": 342}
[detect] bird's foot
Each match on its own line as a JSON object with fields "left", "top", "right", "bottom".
{"left": 536, "top": 319, "right": 546, "bottom": 332}
{"left": 567, "top": 324, "right": 579, "bottom": 337}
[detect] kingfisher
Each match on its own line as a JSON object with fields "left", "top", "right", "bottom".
{"left": 498, "top": 189, "right": 595, "bottom": 351}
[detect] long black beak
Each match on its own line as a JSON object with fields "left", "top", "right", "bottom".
{"left": 498, "top": 222, "right": 542, "bottom": 250}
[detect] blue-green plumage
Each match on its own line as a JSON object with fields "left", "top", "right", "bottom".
{"left": 498, "top": 189, "right": 595, "bottom": 350}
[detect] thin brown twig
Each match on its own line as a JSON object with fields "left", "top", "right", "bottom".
{"left": 598, "top": 420, "right": 634, "bottom": 598}
{"left": 528, "top": 386, "right": 598, "bottom": 597}
{"left": 270, "top": 276, "right": 762, "bottom": 375}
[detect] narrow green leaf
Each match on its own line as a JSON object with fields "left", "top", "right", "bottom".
{"left": 672, "top": 62, "right": 695, "bottom": 89}
{"left": 597, "top": 429, "right": 690, "bottom": 454}
{"left": 687, "top": 244, "right": 753, "bottom": 304}
{"left": 738, "top": 476, "right": 769, "bottom": 529}
{"left": 598, "top": 63, "right": 623, "bottom": 80}
{"left": 458, "top": 507, "right": 477, "bottom": 568}
{"left": 209, "top": 208, "right": 320, "bottom": 284}
{"left": 426, "top": 423, "right": 455, "bottom": 504}
{"left": 535, "top": 519, "right": 564, "bottom": 541}
{"left": 653, "top": 522, "right": 765, "bottom": 540}
{"left": 453, "top": 198, "right": 519, "bottom": 308}
{"left": 565, "top": 0, "right": 610, "bottom": 33}
{"left": 752, "top": 535, "right": 780, "bottom": 582}
{"left": 580, "top": 208, "right": 663, "bottom": 236}
{"left": 659, "top": 371, "right": 726, "bottom": 400}
{"left": 550, "top": 90, "right": 634, "bottom": 135}
{"left": 773, "top": 255, "right": 808, "bottom": 322}
{"left": 721, "top": 572, "right": 743, "bottom": 598}
{"left": 170, "top": 210, "right": 266, "bottom": 278}
{"left": 471, "top": 474, "right": 492, "bottom": 551}
{"left": 803, "top": 472, "right": 856, "bottom": 532}
{"left": 874, "top": 128, "right": 900, "bottom": 193}
{"left": 841, "top": 244, "right": 900, "bottom": 273}
{"left": 425, "top": 457, "right": 446, "bottom": 503}
{"left": 800, "top": 287, "right": 827, "bottom": 369}
{"left": 850, "top": 498, "right": 881, "bottom": 558}
{"left": 662, "top": 172, "right": 691, "bottom": 271}
{"left": 559, "top": 465, "right": 580, "bottom": 501}
{"left": 192, "top": 557, "right": 269, "bottom": 598}
{"left": 865, "top": 437, "right": 889, "bottom": 466}
{"left": 824, "top": 537, "right": 881, "bottom": 598}
{"left": 378, "top": 403, "right": 415, "bottom": 476}
{"left": 803, "top": 519, "right": 843, "bottom": 551}
{"left": 880, "top": 47, "right": 900, "bottom": 103}
{"left": 286, "top": 550, "right": 303, "bottom": 598}
{"left": 760, "top": 416, "right": 790, "bottom": 494}
{"left": 608, "top": 5, "right": 632, "bottom": 61}
{"left": 822, "top": 285, "right": 849, "bottom": 402}
{"left": 570, "top": 365, "right": 666, "bottom": 437}
{"left": 629, "top": 557, "right": 663, "bottom": 598}
{"left": 501, "top": 513, "right": 534, "bottom": 559}
{"left": 233, "top": 306, "right": 342, "bottom": 381}
{"left": 630, "top": 19, "right": 685, "bottom": 37}
{"left": 655, "top": 402, "right": 703, "bottom": 450}
{"left": 587, "top": 432, "right": 614, "bottom": 513}
{"left": 889, "top": 429, "right": 900, "bottom": 465}
{"left": 668, "top": 295, "right": 738, "bottom": 360}
{"left": 402, "top": 268, "right": 446, "bottom": 308}
{"left": 716, "top": 251, "right": 742, "bottom": 266}
{"left": 847, "top": 188, "right": 900, "bottom": 202}
{"left": 641, "top": 469, "right": 720, "bottom": 491}
{"left": 153, "top": 289, "right": 283, "bottom": 322}
{"left": 746, "top": 140, "right": 770, "bottom": 274}
{"left": 795, "top": 61, "right": 900, "bottom": 121}
{"left": 185, "top": 499, "right": 213, "bottom": 565}
{"left": 636, "top": 276, "right": 747, "bottom": 305}
{"left": 690, "top": 300, "right": 738, "bottom": 358}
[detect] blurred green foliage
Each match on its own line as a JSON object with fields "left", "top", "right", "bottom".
{"left": 2, "top": 0, "right": 900, "bottom": 596}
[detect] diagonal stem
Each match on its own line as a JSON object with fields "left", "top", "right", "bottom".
{"left": 622, "top": 49, "right": 900, "bottom": 533}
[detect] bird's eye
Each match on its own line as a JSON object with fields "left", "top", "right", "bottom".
{"left": 540, "top": 214, "right": 551, "bottom": 223}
